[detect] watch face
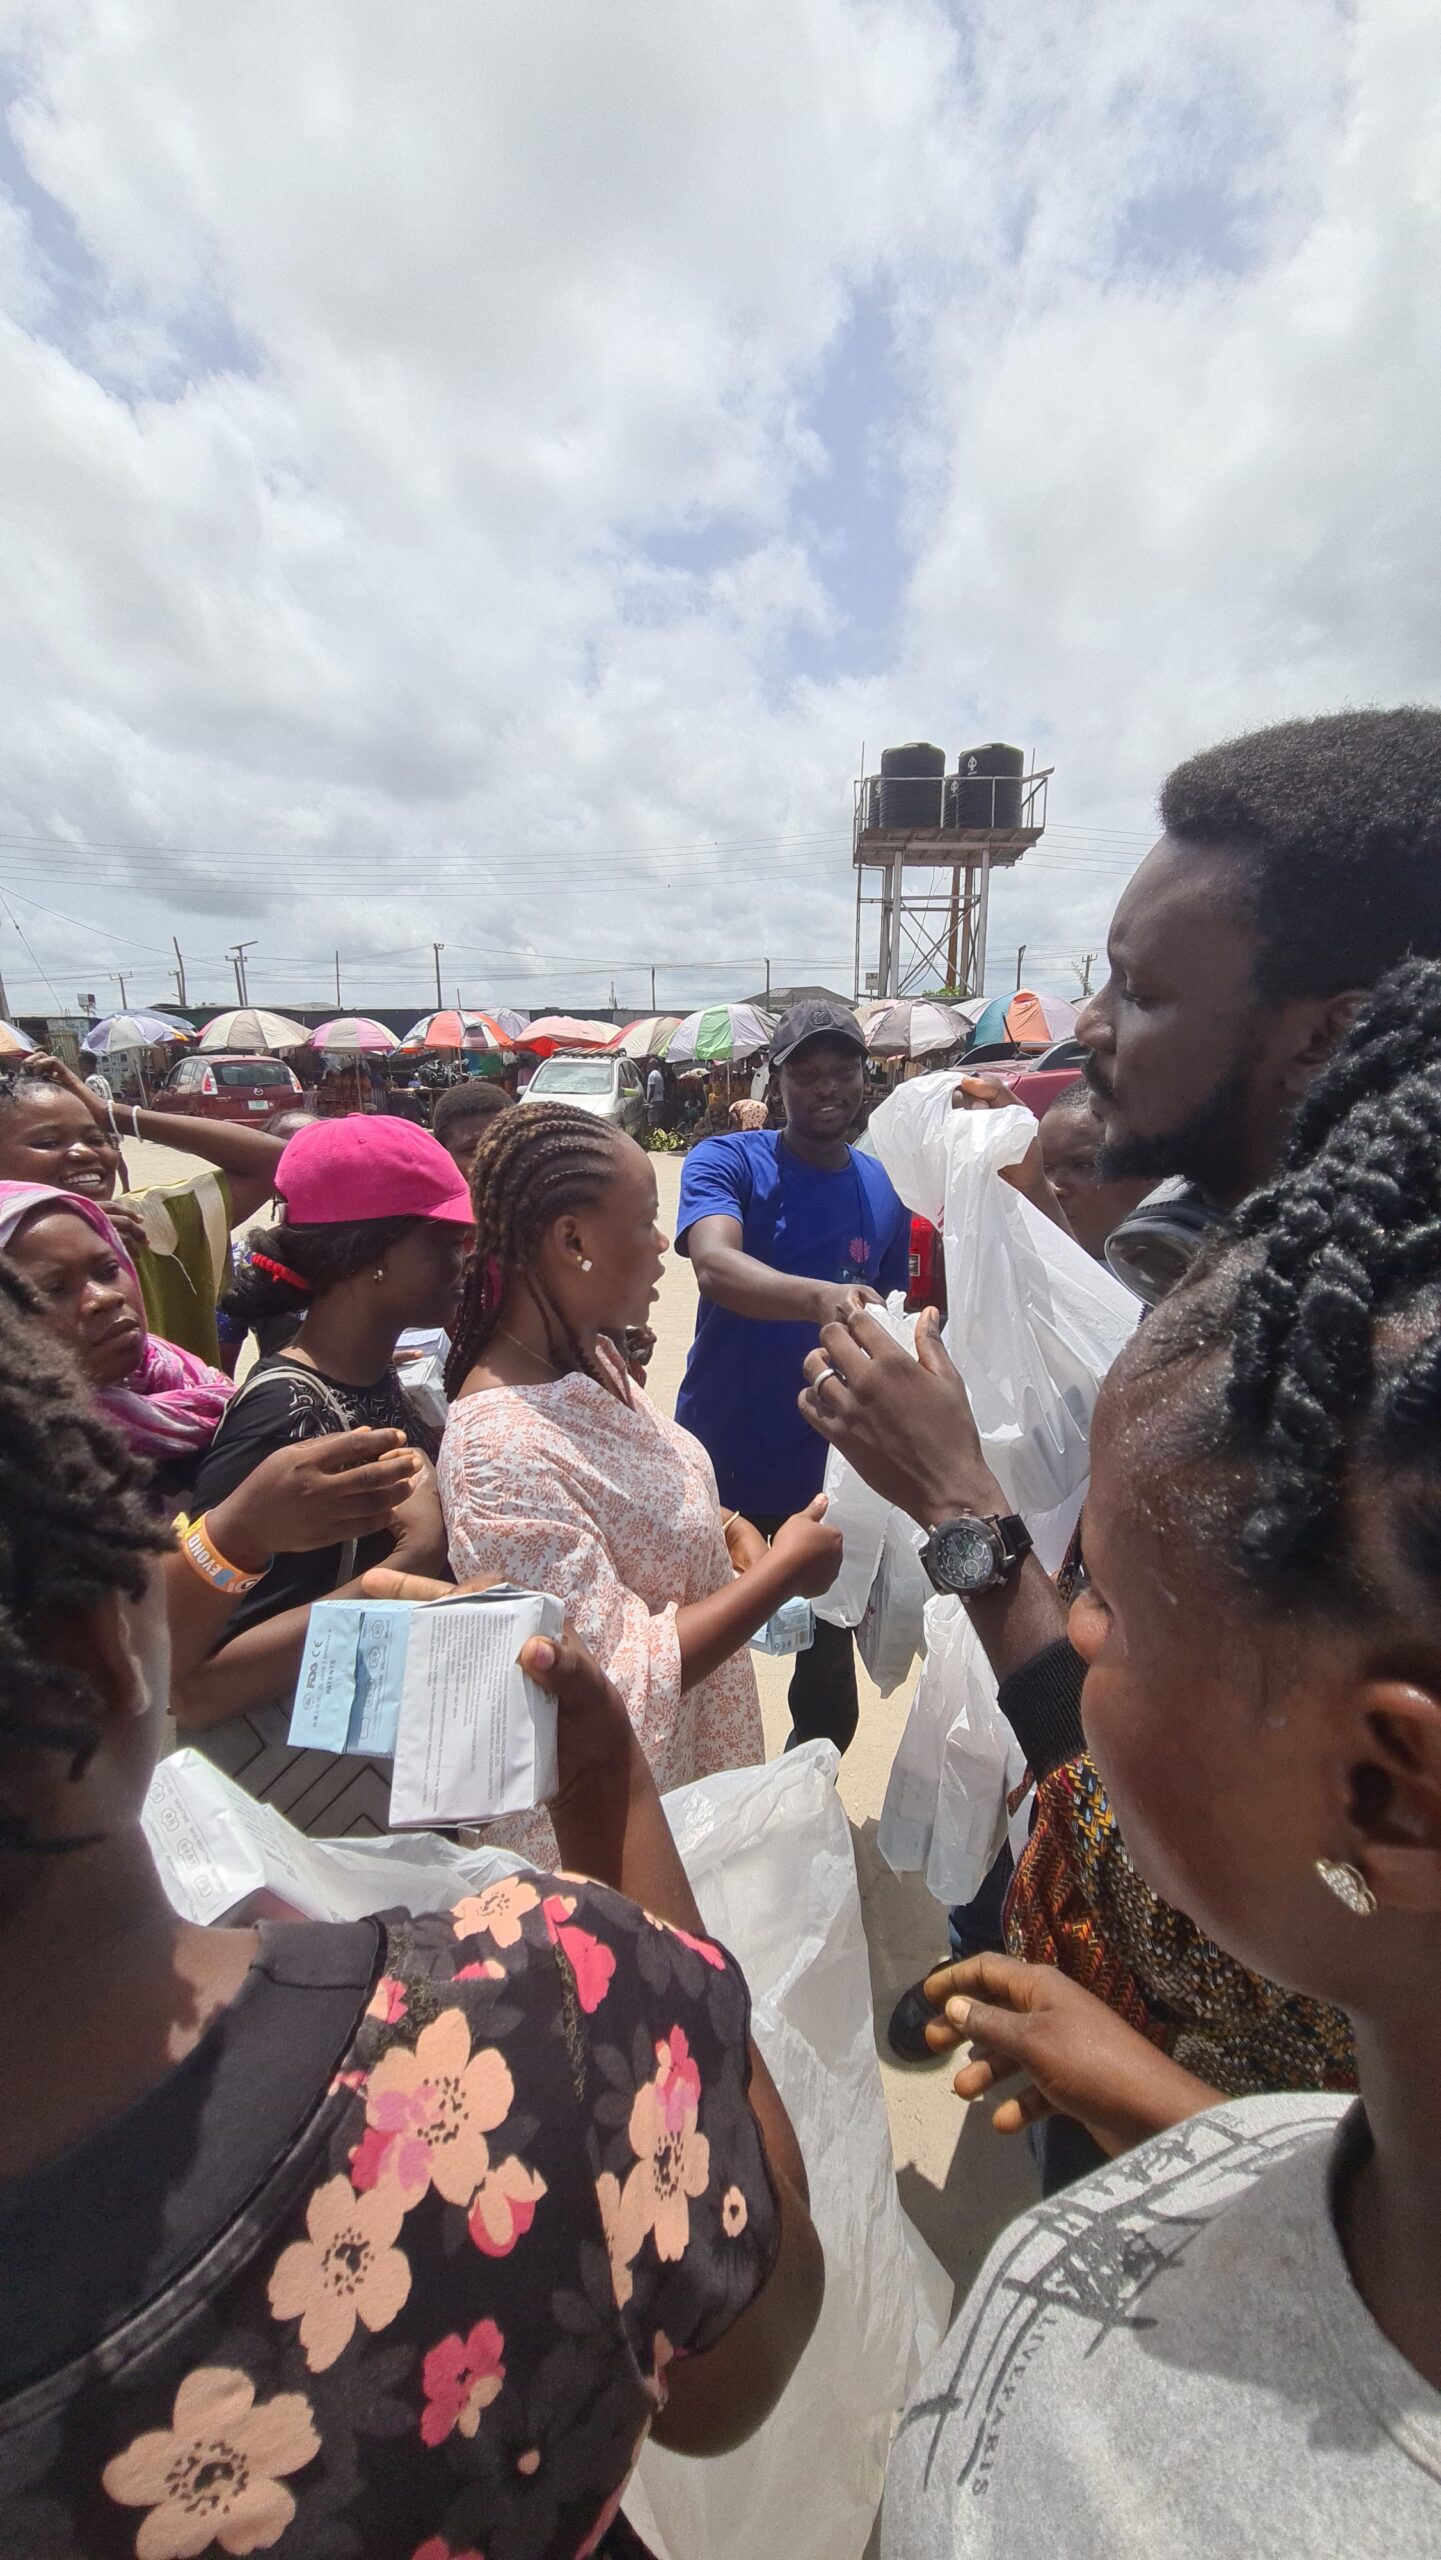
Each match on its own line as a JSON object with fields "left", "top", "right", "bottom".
{"left": 928, "top": 1516, "right": 1002, "bottom": 1593}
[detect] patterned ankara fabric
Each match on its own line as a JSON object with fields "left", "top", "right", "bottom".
{"left": 1005, "top": 1753, "right": 1357, "bottom": 2099}
{"left": 0, "top": 1878, "right": 778, "bottom": 2560}
{"left": 441, "top": 1374, "right": 765, "bottom": 1865}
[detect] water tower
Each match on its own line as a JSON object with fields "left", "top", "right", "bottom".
{"left": 852, "top": 740, "right": 1051, "bottom": 998}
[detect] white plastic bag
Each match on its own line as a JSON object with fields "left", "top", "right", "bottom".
{"left": 631, "top": 1744, "right": 950, "bottom": 2560}
{"left": 813, "top": 1295, "right": 919, "bottom": 1630}
{"left": 867, "top": 1091, "right": 1138, "bottom": 1894}
{"left": 854, "top": 1510, "right": 930, "bottom": 1696}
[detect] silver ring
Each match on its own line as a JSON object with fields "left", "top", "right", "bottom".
{"left": 812, "top": 1362, "right": 838, "bottom": 1390}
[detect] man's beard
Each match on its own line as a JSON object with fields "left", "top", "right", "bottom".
{"left": 1090, "top": 1052, "right": 1256, "bottom": 1202}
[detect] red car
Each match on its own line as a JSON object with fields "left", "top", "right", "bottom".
{"left": 151, "top": 1053, "right": 304, "bottom": 1124}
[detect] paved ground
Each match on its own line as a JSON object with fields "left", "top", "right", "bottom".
{"left": 134, "top": 1128, "right": 1038, "bottom": 2300}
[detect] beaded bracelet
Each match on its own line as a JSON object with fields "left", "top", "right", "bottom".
{"left": 173, "top": 1510, "right": 269, "bottom": 1596}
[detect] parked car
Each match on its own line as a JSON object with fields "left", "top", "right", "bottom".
{"left": 151, "top": 1053, "right": 304, "bottom": 1124}
{"left": 520, "top": 1050, "right": 647, "bottom": 1138}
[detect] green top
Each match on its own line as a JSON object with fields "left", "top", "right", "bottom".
{"left": 117, "top": 1168, "right": 234, "bottom": 1362}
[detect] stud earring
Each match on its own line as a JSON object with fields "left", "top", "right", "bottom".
{"left": 1315, "top": 1858, "right": 1377, "bottom": 1917}
{"left": 579, "top": 1257, "right": 593, "bottom": 1272}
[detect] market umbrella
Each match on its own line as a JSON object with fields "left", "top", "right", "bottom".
{"left": 856, "top": 997, "right": 968, "bottom": 1059}
{"left": 515, "top": 1015, "right": 615, "bottom": 1058}
{"left": 0, "top": 1022, "right": 36, "bottom": 1057}
{"left": 486, "top": 1007, "right": 528, "bottom": 1041}
{"left": 400, "top": 1010, "right": 507, "bottom": 1052}
{"left": 309, "top": 1016, "right": 400, "bottom": 1054}
{"left": 965, "top": 989, "right": 1079, "bottom": 1052}
{"left": 198, "top": 1008, "right": 310, "bottom": 1053}
{"left": 608, "top": 1015, "right": 683, "bottom": 1058}
{"left": 667, "top": 1003, "right": 777, "bottom": 1066}
{"left": 81, "top": 1011, "right": 189, "bottom": 1056}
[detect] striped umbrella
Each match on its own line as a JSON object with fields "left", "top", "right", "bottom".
{"left": 309, "top": 1017, "right": 400, "bottom": 1053}
{"left": 82, "top": 1011, "right": 190, "bottom": 1055}
{"left": 400, "top": 1010, "right": 507, "bottom": 1052}
{"left": 965, "top": 989, "right": 1080, "bottom": 1051}
{"left": 608, "top": 1015, "right": 683, "bottom": 1058}
{"left": 199, "top": 1008, "right": 310, "bottom": 1052}
{"left": 515, "top": 1015, "right": 615, "bottom": 1057}
{"left": 667, "top": 1004, "right": 777, "bottom": 1066}
{"left": 0, "top": 1021, "right": 35, "bottom": 1057}
{"left": 856, "top": 998, "right": 969, "bottom": 1058}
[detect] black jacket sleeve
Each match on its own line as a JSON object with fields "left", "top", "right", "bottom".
{"left": 996, "top": 1638, "right": 1086, "bottom": 1780}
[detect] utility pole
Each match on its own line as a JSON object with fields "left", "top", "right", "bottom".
{"left": 110, "top": 972, "right": 129, "bottom": 1012}
{"left": 764, "top": 957, "right": 771, "bottom": 1004}
{"left": 1072, "top": 951, "right": 1096, "bottom": 997}
{"left": 1015, "top": 942, "right": 1027, "bottom": 991}
{"left": 650, "top": 965, "right": 657, "bottom": 1013}
{"left": 0, "top": 956, "right": 11, "bottom": 1021}
{"left": 334, "top": 951, "right": 342, "bottom": 1009}
{"left": 432, "top": 943, "right": 444, "bottom": 1010}
{"left": 172, "top": 936, "right": 187, "bottom": 1005}
{"left": 227, "top": 942, "right": 255, "bottom": 1007}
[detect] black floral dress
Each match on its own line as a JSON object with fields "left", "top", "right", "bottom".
{"left": 0, "top": 1875, "right": 779, "bottom": 2560}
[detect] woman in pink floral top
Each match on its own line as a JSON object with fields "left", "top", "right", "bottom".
{"left": 0, "top": 1274, "right": 824, "bottom": 2560}
{"left": 438, "top": 1107, "right": 843, "bottom": 1858}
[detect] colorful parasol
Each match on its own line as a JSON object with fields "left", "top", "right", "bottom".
{"left": 399, "top": 1010, "right": 514, "bottom": 1053}
{"left": 608, "top": 1015, "right": 683, "bottom": 1058}
{"left": 964, "top": 989, "right": 1080, "bottom": 1051}
{"left": 309, "top": 1017, "right": 400, "bottom": 1054}
{"left": 856, "top": 998, "right": 968, "bottom": 1058}
{"left": 667, "top": 1004, "right": 777, "bottom": 1066}
{"left": 515, "top": 1015, "right": 616, "bottom": 1058}
{"left": 82, "top": 1011, "right": 190, "bottom": 1056}
{"left": 0, "top": 1022, "right": 35, "bottom": 1057}
{"left": 198, "top": 1008, "right": 310, "bottom": 1053}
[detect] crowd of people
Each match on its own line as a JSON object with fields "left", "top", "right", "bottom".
{"left": 0, "top": 705, "right": 1437, "bottom": 2556}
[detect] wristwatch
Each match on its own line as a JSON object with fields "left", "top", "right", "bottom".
{"left": 920, "top": 1510, "right": 1033, "bottom": 1597}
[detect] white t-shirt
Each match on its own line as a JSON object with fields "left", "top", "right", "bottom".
{"left": 883, "top": 2095, "right": 1441, "bottom": 2557}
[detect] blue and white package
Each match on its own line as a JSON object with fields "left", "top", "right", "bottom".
{"left": 751, "top": 1598, "right": 816, "bottom": 1656}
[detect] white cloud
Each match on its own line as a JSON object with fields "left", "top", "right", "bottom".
{"left": 0, "top": 0, "right": 1435, "bottom": 1017}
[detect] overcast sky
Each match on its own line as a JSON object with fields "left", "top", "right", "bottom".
{"left": 0, "top": 0, "right": 1436, "bottom": 1022}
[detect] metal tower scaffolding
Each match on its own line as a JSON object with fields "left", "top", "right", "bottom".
{"left": 852, "top": 756, "right": 1051, "bottom": 999}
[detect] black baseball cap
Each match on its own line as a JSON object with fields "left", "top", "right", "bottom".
{"left": 770, "top": 998, "right": 865, "bottom": 1067}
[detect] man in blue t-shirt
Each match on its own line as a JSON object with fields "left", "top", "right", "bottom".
{"left": 675, "top": 999, "right": 910, "bottom": 1752}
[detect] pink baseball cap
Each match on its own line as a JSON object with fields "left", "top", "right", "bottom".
{"left": 276, "top": 1118, "right": 474, "bottom": 1227}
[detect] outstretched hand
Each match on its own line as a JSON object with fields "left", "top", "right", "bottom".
{"left": 798, "top": 1304, "right": 1004, "bottom": 1528}
{"left": 212, "top": 1428, "right": 424, "bottom": 1569}
{"left": 922, "top": 1951, "right": 1221, "bottom": 2156}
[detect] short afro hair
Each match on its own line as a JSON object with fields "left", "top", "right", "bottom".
{"left": 431, "top": 1082, "right": 514, "bottom": 1143}
{"left": 1160, "top": 708, "right": 1441, "bottom": 1002}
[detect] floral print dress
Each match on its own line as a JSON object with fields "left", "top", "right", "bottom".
{"left": 440, "top": 1375, "right": 765, "bottom": 1864}
{"left": 0, "top": 1876, "right": 779, "bottom": 2560}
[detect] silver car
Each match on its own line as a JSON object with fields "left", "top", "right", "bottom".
{"left": 521, "top": 1049, "right": 648, "bottom": 1138}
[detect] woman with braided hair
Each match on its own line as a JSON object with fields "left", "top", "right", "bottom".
{"left": 440, "top": 1104, "right": 843, "bottom": 1860}
{"left": 0, "top": 1268, "right": 824, "bottom": 2555}
{"left": 882, "top": 959, "right": 1441, "bottom": 2556}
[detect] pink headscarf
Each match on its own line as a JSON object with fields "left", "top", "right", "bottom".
{"left": 0, "top": 1181, "right": 234, "bottom": 1461}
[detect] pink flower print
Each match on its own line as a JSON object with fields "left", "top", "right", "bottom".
{"left": 365, "top": 1975, "right": 409, "bottom": 2027}
{"left": 450, "top": 1875, "right": 541, "bottom": 1949}
{"left": 848, "top": 1236, "right": 871, "bottom": 1267}
{"left": 412, "top": 2541, "right": 485, "bottom": 2560}
{"left": 540, "top": 1896, "right": 617, "bottom": 2012}
{"left": 654, "top": 1918, "right": 726, "bottom": 1971}
{"left": 721, "top": 2186, "right": 748, "bottom": 2238}
{"left": 362, "top": 2007, "right": 514, "bottom": 2206}
{"left": 420, "top": 2318, "right": 506, "bottom": 2447}
{"left": 468, "top": 2153, "right": 549, "bottom": 2257}
{"left": 102, "top": 2367, "right": 319, "bottom": 2560}
{"left": 622, "top": 2027, "right": 710, "bottom": 2264}
{"left": 594, "top": 2168, "right": 647, "bottom": 2310}
{"left": 267, "top": 2176, "right": 411, "bottom": 2373}
{"left": 454, "top": 1959, "right": 507, "bottom": 1982}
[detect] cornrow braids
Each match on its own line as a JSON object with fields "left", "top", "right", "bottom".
{"left": 445, "top": 1104, "right": 621, "bottom": 1397}
{"left": 1133, "top": 959, "right": 1441, "bottom": 1614}
{"left": 0, "top": 1260, "right": 168, "bottom": 1853}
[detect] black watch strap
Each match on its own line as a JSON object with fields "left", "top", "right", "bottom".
{"left": 994, "top": 1512, "right": 1033, "bottom": 1571}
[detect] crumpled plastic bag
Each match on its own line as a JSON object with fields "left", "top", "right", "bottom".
{"left": 864, "top": 1086, "right": 1139, "bottom": 1897}
{"left": 631, "top": 1744, "right": 950, "bottom": 2560}
{"left": 854, "top": 1509, "right": 930, "bottom": 1696}
{"left": 813, "top": 1294, "right": 918, "bottom": 1631}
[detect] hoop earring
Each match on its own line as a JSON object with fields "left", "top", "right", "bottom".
{"left": 1315, "top": 1858, "right": 1377, "bottom": 1917}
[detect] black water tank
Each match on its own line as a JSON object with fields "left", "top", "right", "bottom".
{"left": 879, "top": 740, "right": 946, "bottom": 829}
{"left": 949, "top": 741, "right": 1024, "bottom": 830}
{"left": 862, "top": 776, "right": 883, "bottom": 830}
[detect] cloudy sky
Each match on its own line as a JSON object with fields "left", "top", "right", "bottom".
{"left": 0, "top": 0, "right": 1436, "bottom": 1023}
